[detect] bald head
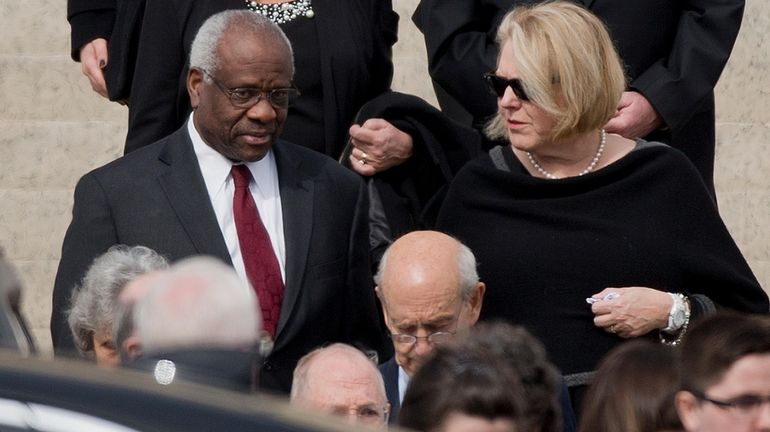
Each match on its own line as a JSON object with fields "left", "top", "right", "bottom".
{"left": 134, "top": 256, "right": 261, "bottom": 354}
{"left": 374, "top": 231, "right": 484, "bottom": 376}
{"left": 376, "top": 231, "right": 478, "bottom": 305}
{"left": 291, "top": 343, "right": 388, "bottom": 427}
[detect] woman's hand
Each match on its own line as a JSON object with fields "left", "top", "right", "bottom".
{"left": 348, "top": 118, "right": 413, "bottom": 176}
{"left": 590, "top": 287, "right": 672, "bottom": 338}
{"left": 604, "top": 91, "right": 662, "bottom": 139}
{"left": 79, "top": 38, "right": 109, "bottom": 99}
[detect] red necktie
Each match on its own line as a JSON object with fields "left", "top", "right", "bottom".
{"left": 231, "top": 164, "right": 284, "bottom": 338}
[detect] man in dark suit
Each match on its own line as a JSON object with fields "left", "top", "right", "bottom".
{"left": 373, "top": 231, "right": 485, "bottom": 422}
{"left": 375, "top": 231, "right": 577, "bottom": 431}
{"left": 52, "top": 10, "right": 388, "bottom": 393}
{"left": 413, "top": 0, "right": 745, "bottom": 195}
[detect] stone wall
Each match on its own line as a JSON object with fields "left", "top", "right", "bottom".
{"left": 1, "top": 0, "right": 767, "bottom": 352}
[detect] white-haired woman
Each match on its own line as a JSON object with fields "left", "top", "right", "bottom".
{"left": 67, "top": 245, "right": 167, "bottom": 366}
{"left": 436, "top": 0, "right": 767, "bottom": 407}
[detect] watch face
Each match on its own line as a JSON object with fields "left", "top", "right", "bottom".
{"left": 672, "top": 309, "right": 686, "bottom": 328}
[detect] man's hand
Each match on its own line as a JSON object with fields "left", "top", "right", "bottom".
{"left": 590, "top": 286, "right": 672, "bottom": 338}
{"left": 348, "top": 118, "right": 413, "bottom": 176}
{"left": 79, "top": 38, "right": 109, "bottom": 99}
{"left": 604, "top": 91, "right": 663, "bottom": 139}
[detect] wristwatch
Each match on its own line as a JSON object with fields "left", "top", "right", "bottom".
{"left": 663, "top": 292, "right": 690, "bottom": 333}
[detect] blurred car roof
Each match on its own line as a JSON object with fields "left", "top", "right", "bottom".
{"left": 0, "top": 350, "right": 374, "bottom": 432}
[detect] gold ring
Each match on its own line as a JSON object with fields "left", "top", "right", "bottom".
{"left": 358, "top": 158, "right": 366, "bottom": 165}
{"left": 361, "top": 152, "right": 368, "bottom": 161}
{"left": 609, "top": 325, "right": 617, "bottom": 334}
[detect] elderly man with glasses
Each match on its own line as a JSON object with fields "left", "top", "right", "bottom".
{"left": 375, "top": 230, "right": 577, "bottom": 430}
{"left": 374, "top": 230, "right": 485, "bottom": 392}
{"left": 52, "top": 9, "right": 389, "bottom": 394}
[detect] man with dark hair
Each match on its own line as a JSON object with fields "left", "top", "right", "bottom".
{"left": 675, "top": 312, "right": 770, "bottom": 432}
{"left": 52, "top": 9, "right": 387, "bottom": 393}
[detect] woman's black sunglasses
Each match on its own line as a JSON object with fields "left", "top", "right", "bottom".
{"left": 483, "top": 73, "right": 530, "bottom": 101}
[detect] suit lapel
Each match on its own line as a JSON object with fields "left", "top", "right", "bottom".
{"left": 273, "top": 142, "right": 314, "bottom": 341}
{"left": 156, "top": 128, "right": 232, "bottom": 264}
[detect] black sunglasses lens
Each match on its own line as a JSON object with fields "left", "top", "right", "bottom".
{"left": 509, "top": 80, "right": 529, "bottom": 101}
{"left": 484, "top": 74, "right": 529, "bottom": 101}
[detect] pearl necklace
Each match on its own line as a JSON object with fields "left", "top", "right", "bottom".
{"left": 245, "top": 0, "right": 315, "bottom": 24}
{"left": 526, "top": 129, "right": 606, "bottom": 180}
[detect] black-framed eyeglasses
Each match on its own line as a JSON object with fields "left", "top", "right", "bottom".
{"left": 483, "top": 72, "right": 530, "bottom": 101}
{"left": 200, "top": 69, "right": 299, "bottom": 109}
{"left": 692, "top": 390, "right": 770, "bottom": 419}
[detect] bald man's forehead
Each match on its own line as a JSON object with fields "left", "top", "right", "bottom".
{"left": 304, "top": 352, "right": 386, "bottom": 403}
{"left": 380, "top": 253, "right": 462, "bottom": 301}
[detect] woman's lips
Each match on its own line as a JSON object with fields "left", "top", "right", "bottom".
{"left": 507, "top": 119, "right": 527, "bottom": 129}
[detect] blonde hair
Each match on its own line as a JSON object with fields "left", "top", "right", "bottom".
{"left": 485, "top": 1, "right": 626, "bottom": 142}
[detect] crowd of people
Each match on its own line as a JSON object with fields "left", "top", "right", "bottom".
{"left": 10, "top": 0, "right": 766, "bottom": 430}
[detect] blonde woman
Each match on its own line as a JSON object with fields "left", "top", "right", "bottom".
{"left": 436, "top": 1, "right": 767, "bottom": 409}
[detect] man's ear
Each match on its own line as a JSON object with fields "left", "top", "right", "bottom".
{"left": 675, "top": 390, "right": 700, "bottom": 432}
{"left": 375, "top": 286, "right": 393, "bottom": 331}
{"left": 467, "top": 282, "right": 485, "bottom": 325}
{"left": 188, "top": 68, "right": 204, "bottom": 109}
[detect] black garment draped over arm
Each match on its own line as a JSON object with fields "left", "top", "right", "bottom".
{"left": 413, "top": 0, "right": 744, "bottom": 193}
{"left": 436, "top": 142, "right": 767, "bottom": 375}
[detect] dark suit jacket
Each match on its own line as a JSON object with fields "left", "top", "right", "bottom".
{"left": 124, "top": 0, "right": 398, "bottom": 156}
{"left": 51, "top": 125, "right": 389, "bottom": 393}
{"left": 379, "top": 355, "right": 577, "bottom": 431}
{"left": 378, "top": 357, "right": 400, "bottom": 424}
{"left": 413, "top": 0, "right": 745, "bottom": 194}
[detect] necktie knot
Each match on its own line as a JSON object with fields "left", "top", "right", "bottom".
{"left": 231, "top": 165, "right": 253, "bottom": 189}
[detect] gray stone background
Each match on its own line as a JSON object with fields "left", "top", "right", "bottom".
{"left": 1, "top": 1, "right": 767, "bottom": 353}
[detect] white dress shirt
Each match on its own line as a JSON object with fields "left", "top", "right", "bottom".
{"left": 398, "top": 365, "right": 410, "bottom": 405}
{"left": 188, "top": 116, "right": 286, "bottom": 290}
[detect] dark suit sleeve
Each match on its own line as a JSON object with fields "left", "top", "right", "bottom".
{"left": 68, "top": 0, "right": 116, "bottom": 61}
{"left": 125, "top": 0, "right": 188, "bottom": 153}
{"left": 412, "top": 0, "right": 505, "bottom": 126}
{"left": 346, "top": 178, "right": 390, "bottom": 358}
{"left": 629, "top": 0, "right": 744, "bottom": 131}
{"left": 372, "top": 0, "right": 399, "bottom": 96}
{"left": 51, "top": 173, "right": 119, "bottom": 352}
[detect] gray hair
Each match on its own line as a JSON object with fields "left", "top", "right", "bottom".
{"left": 67, "top": 245, "right": 168, "bottom": 356}
{"left": 374, "top": 238, "right": 480, "bottom": 303}
{"left": 134, "top": 256, "right": 260, "bottom": 353}
{"left": 290, "top": 343, "right": 386, "bottom": 404}
{"left": 189, "top": 10, "right": 295, "bottom": 79}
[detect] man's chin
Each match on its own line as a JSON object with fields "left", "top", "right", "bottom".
{"left": 234, "top": 138, "right": 274, "bottom": 162}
